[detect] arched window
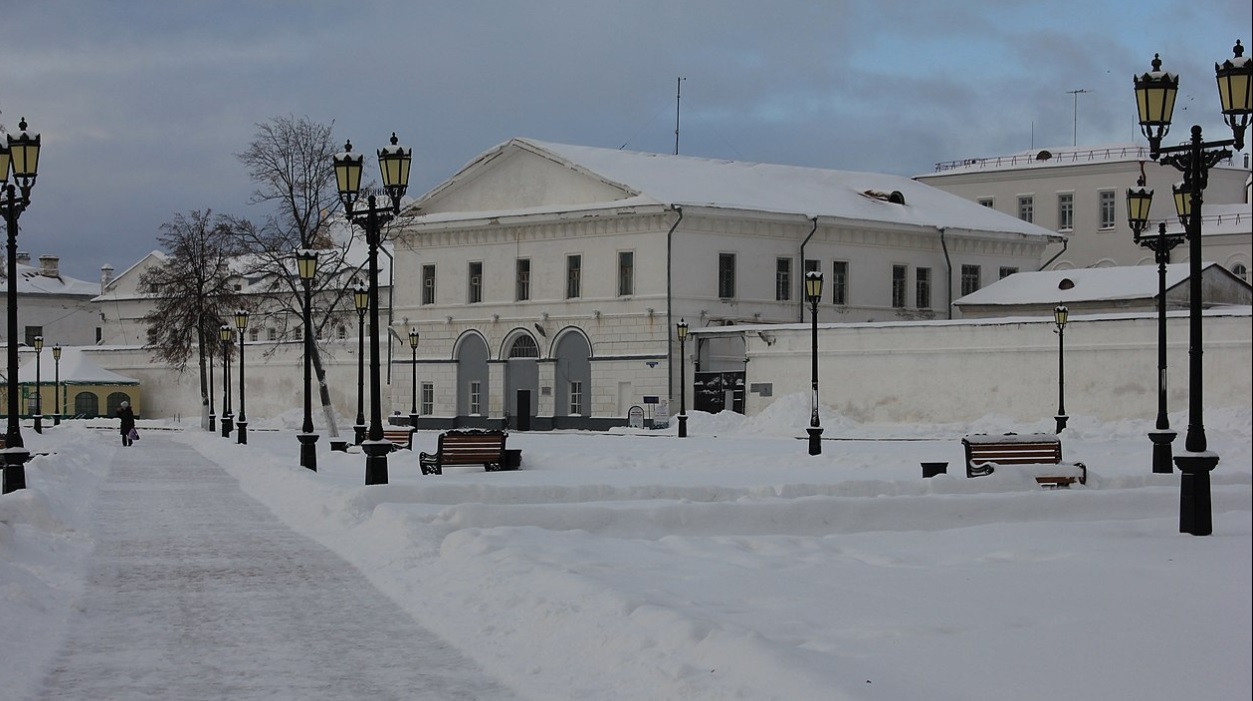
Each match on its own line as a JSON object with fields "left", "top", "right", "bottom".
{"left": 509, "top": 335, "right": 539, "bottom": 358}
{"left": 74, "top": 391, "right": 100, "bottom": 418}
{"left": 107, "top": 392, "right": 132, "bottom": 416}
{"left": 1232, "top": 263, "right": 1249, "bottom": 283}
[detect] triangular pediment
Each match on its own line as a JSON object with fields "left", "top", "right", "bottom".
{"left": 415, "top": 139, "right": 640, "bottom": 215}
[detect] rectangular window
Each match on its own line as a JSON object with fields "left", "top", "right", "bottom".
{"left": 617, "top": 251, "right": 634, "bottom": 296}
{"left": 961, "top": 264, "right": 981, "bottom": 296}
{"left": 977, "top": 197, "right": 994, "bottom": 208}
{"left": 421, "top": 382, "right": 434, "bottom": 415}
{"left": 267, "top": 327, "right": 278, "bottom": 341}
{"left": 422, "top": 264, "right": 436, "bottom": 305}
{"left": 24, "top": 326, "right": 43, "bottom": 346}
{"left": 804, "top": 259, "right": 820, "bottom": 274}
{"left": 775, "top": 257, "right": 791, "bottom": 301}
{"left": 1058, "top": 193, "right": 1074, "bottom": 231}
{"left": 1099, "top": 190, "right": 1116, "bottom": 229}
{"left": 566, "top": 255, "right": 581, "bottom": 299}
{"left": 831, "top": 261, "right": 848, "bottom": 305}
{"left": 569, "top": 381, "right": 583, "bottom": 415}
{"left": 468, "top": 262, "right": 483, "bottom": 303}
{"left": 250, "top": 328, "right": 260, "bottom": 342}
{"left": 891, "top": 265, "right": 907, "bottom": 308}
{"left": 469, "top": 381, "right": 482, "bottom": 415}
{"left": 294, "top": 326, "right": 303, "bottom": 341}
{"left": 999, "top": 266, "right": 1019, "bottom": 279}
{"left": 1017, "top": 195, "right": 1034, "bottom": 223}
{"left": 515, "top": 258, "right": 531, "bottom": 301}
{"left": 916, "top": 267, "right": 931, "bottom": 309}
{"left": 718, "top": 253, "right": 736, "bottom": 299}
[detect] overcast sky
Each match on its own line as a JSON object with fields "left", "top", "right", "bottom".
{"left": 4, "top": 0, "right": 1250, "bottom": 281}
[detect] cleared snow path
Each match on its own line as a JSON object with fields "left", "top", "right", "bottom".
{"left": 30, "top": 434, "right": 520, "bottom": 701}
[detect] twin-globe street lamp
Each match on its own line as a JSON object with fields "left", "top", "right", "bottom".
{"left": 2, "top": 117, "right": 41, "bottom": 494}
{"left": 234, "top": 309, "right": 250, "bottom": 445}
{"left": 334, "top": 134, "right": 412, "bottom": 486}
{"left": 353, "top": 283, "right": 369, "bottom": 445}
{"left": 1133, "top": 41, "right": 1251, "bottom": 536}
{"left": 1126, "top": 176, "right": 1186, "bottom": 474}
{"left": 1052, "top": 305, "right": 1069, "bottom": 434}
{"left": 32, "top": 335, "right": 44, "bottom": 434}
{"left": 296, "top": 249, "right": 319, "bottom": 471}
{"left": 675, "top": 319, "right": 688, "bottom": 438}
{"left": 220, "top": 325, "right": 234, "bottom": 438}
{"left": 805, "top": 271, "right": 824, "bottom": 456}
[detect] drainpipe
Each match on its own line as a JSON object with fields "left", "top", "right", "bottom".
{"left": 1039, "top": 238, "right": 1068, "bottom": 271}
{"left": 665, "top": 206, "right": 685, "bottom": 406}
{"left": 798, "top": 217, "right": 818, "bottom": 322}
{"left": 381, "top": 243, "right": 395, "bottom": 384}
{"left": 939, "top": 227, "right": 953, "bottom": 319}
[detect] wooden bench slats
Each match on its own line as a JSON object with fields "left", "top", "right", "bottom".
{"left": 420, "top": 430, "right": 510, "bottom": 475}
{"left": 963, "top": 433, "right": 1086, "bottom": 487}
{"left": 382, "top": 428, "right": 413, "bottom": 450}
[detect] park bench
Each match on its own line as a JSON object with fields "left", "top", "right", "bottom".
{"left": 962, "top": 433, "right": 1087, "bottom": 487}
{"left": 419, "top": 429, "right": 513, "bottom": 475}
{"left": 382, "top": 428, "right": 414, "bottom": 451}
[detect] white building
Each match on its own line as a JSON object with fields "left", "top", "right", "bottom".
{"left": 915, "top": 144, "right": 1251, "bottom": 276}
{"left": 1, "top": 254, "right": 100, "bottom": 347}
{"left": 389, "top": 138, "right": 1062, "bottom": 429}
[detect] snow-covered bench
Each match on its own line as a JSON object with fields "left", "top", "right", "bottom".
{"left": 382, "top": 428, "right": 414, "bottom": 451}
{"left": 962, "top": 433, "right": 1086, "bottom": 487}
{"left": 420, "top": 429, "right": 511, "bottom": 475}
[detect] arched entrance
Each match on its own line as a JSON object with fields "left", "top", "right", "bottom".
{"left": 504, "top": 333, "right": 539, "bottom": 430}
{"left": 553, "top": 329, "right": 591, "bottom": 428}
{"left": 107, "top": 391, "right": 133, "bottom": 416}
{"left": 455, "top": 332, "right": 490, "bottom": 427}
{"left": 74, "top": 391, "right": 100, "bottom": 418}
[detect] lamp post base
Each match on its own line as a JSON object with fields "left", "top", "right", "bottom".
{"left": 33, "top": 414, "right": 43, "bottom": 434}
{"left": 1175, "top": 450, "right": 1219, "bottom": 536}
{"left": 354, "top": 424, "right": 366, "bottom": 445}
{"left": 807, "top": 426, "right": 823, "bottom": 456}
{"left": 221, "top": 415, "right": 233, "bottom": 438}
{"left": 1148, "top": 429, "right": 1176, "bottom": 474}
{"left": 2, "top": 449, "right": 31, "bottom": 493}
{"left": 236, "top": 421, "right": 248, "bottom": 445}
{"left": 409, "top": 413, "right": 420, "bottom": 430}
{"left": 208, "top": 412, "right": 216, "bottom": 432}
{"left": 362, "top": 440, "right": 390, "bottom": 485}
{"left": 1055, "top": 415, "right": 1069, "bottom": 434}
{"left": 677, "top": 414, "right": 687, "bottom": 438}
{"left": 298, "top": 432, "right": 319, "bottom": 471}
{"left": 329, "top": 439, "right": 349, "bottom": 452}
{"left": 54, "top": 413, "right": 61, "bottom": 426}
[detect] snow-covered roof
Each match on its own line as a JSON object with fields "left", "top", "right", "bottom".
{"left": 1159, "top": 203, "right": 1252, "bottom": 238}
{"left": 17, "top": 347, "right": 138, "bottom": 384}
{"left": 416, "top": 138, "right": 1062, "bottom": 240}
{"left": 954, "top": 263, "right": 1216, "bottom": 307}
{"left": 921, "top": 143, "right": 1246, "bottom": 176}
{"left": 8, "top": 262, "right": 99, "bottom": 297}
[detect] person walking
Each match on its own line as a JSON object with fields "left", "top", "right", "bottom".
{"left": 117, "top": 401, "right": 136, "bottom": 447}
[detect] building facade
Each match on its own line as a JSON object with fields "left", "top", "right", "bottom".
{"left": 1, "top": 254, "right": 101, "bottom": 347}
{"left": 915, "top": 144, "right": 1251, "bottom": 276}
{"left": 388, "top": 139, "right": 1062, "bottom": 430}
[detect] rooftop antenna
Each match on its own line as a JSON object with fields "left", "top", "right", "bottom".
{"left": 1067, "top": 89, "right": 1089, "bottom": 146}
{"left": 675, "top": 77, "right": 685, "bottom": 155}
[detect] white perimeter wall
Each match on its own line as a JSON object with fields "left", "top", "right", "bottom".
{"left": 730, "top": 308, "right": 1250, "bottom": 424}
{"left": 80, "top": 310, "right": 1251, "bottom": 426}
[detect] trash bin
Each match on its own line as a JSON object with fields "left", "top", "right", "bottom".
{"left": 503, "top": 449, "right": 522, "bottom": 470}
{"left": 921, "top": 462, "right": 948, "bottom": 478}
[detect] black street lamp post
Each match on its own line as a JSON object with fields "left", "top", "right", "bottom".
{"left": 220, "top": 325, "right": 233, "bottom": 438}
{"left": 1134, "top": 44, "right": 1250, "bottom": 532}
{"left": 297, "top": 249, "right": 319, "bottom": 471}
{"left": 52, "top": 344, "right": 62, "bottom": 426}
{"left": 805, "top": 271, "right": 824, "bottom": 455}
{"left": 353, "top": 283, "right": 368, "bottom": 445}
{"left": 676, "top": 319, "right": 688, "bottom": 438}
{"left": 32, "top": 335, "right": 43, "bottom": 434}
{"left": 234, "top": 309, "right": 249, "bottom": 445}
{"left": 2, "top": 117, "right": 40, "bottom": 494}
{"left": 207, "top": 339, "right": 216, "bottom": 432}
{"left": 1133, "top": 42, "right": 1250, "bottom": 535}
{"left": 334, "top": 134, "right": 412, "bottom": 485}
{"left": 1053, "top": 305, "right": 1069, "bottom": 434}
{"left": 1127, "top": 178, "right": 1185, "bottom": 474}
{"left": 408, "top": 328, "right": 420, "bottom": 432}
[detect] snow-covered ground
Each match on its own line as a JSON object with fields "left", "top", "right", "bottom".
{"left": 3, "top": 394, "right": 1251, "bottom": 700}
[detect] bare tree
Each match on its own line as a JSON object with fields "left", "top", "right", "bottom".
{"left": 140, "top": 210, "right": 245, "bottom": 421}
{"left": 234, "top": 115, "right": 359, "bottom": 436}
